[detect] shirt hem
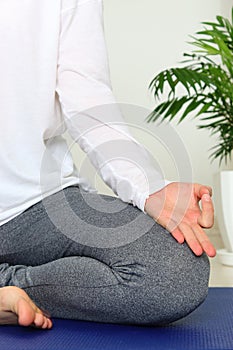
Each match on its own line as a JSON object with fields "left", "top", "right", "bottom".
{"left": 0, "top": 178, "right": 83, "bottom": 227}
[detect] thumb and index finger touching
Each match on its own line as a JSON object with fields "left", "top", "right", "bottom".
{"left": 194, "top": 183, "right": 214, "bottom": 228}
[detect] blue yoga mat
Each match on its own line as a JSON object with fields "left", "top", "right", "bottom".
{"left": 0, "top": 288, "right": 232, "bottom": 350}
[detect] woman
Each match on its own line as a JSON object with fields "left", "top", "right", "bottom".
{"left": 0, "top": 0, "right": 215, "bottom": 329}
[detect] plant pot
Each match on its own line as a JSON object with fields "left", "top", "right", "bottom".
{"left": 214, "top": 170, "right": 233, "bottom": 266}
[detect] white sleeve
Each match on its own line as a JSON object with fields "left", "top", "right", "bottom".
{"left": 56, "top": 0, "right": 171, "bottom": 212}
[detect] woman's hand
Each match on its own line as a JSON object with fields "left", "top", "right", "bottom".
{"left": 144, "top": 182, "right": 216, "bottom": 257}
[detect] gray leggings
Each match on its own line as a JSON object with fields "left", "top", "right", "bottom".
{"left": 0, "top": 185, "right": 210, "bottom": 325}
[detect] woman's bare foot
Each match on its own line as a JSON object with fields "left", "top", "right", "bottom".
{"left": 0, "top": 286, "right": 52, "bottom": 329}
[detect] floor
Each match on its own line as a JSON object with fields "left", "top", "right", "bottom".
{"left": 208, "top": 230, "right": 233, "bottom": 287}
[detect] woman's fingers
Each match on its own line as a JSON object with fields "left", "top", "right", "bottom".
{"left": 156, "top": 215, "right": 213, "bottom": 256}
{"left": 176, "top": 222, "right": 216, "bottom": 257}
{"left": 198, "top": 193, "right": 214, "bottom": 228}
{"left": 158, "top": 218, "right": 216, "bottom": 257}
{"left": 170, "top": 227, "right": 185, "bottom": 244}
{"left": 194, "top": 183, "right": 213, "bottom": 198}
{"left": 178, "top": 223, "right": 204, "bottom": 256}
{"left": 192, "top": 224, "right": 216, "bottom": 257}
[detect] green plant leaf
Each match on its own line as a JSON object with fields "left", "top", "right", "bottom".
{"left": 179, "top": 98, "right": 202, "bottom": 122}
{"left": 163, "top": 96, "right": 188, "bottom": 121}
{"left": 146, "top": 100, "right": 173, "bottom": 123}
{"left": 166, "top": 71, "right": 176, "bottom": 93}
{"left": 148, "top": 9, "right": 233, "bottom": 164}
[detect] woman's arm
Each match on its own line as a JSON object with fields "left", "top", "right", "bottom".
{"left": 56, "top": 0, "right": 169, "bottom": 212}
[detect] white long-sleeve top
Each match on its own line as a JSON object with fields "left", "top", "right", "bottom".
{"left": 0, "top": 0, "right": 169, "bottom": 226}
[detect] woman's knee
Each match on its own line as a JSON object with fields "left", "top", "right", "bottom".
{"left": 158, "top": 252, "right": 210, "bottom": 324}
{"left": 119, "top": 250, "right": 210, "bottom": 326}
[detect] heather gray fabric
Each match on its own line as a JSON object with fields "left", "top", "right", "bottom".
{"left": 0, "top": 185, "right": 210, "bottom": 325}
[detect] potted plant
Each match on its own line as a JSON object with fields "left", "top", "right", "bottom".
{"left": 147, "top": 8, "right": 233, "bottom": 265}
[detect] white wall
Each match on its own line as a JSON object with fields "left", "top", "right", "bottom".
{"left": 68, "top": 0, "right": 233, "bottom": 202}
{"left": 221, "top": 0, "right": 233, "bottom": 16}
